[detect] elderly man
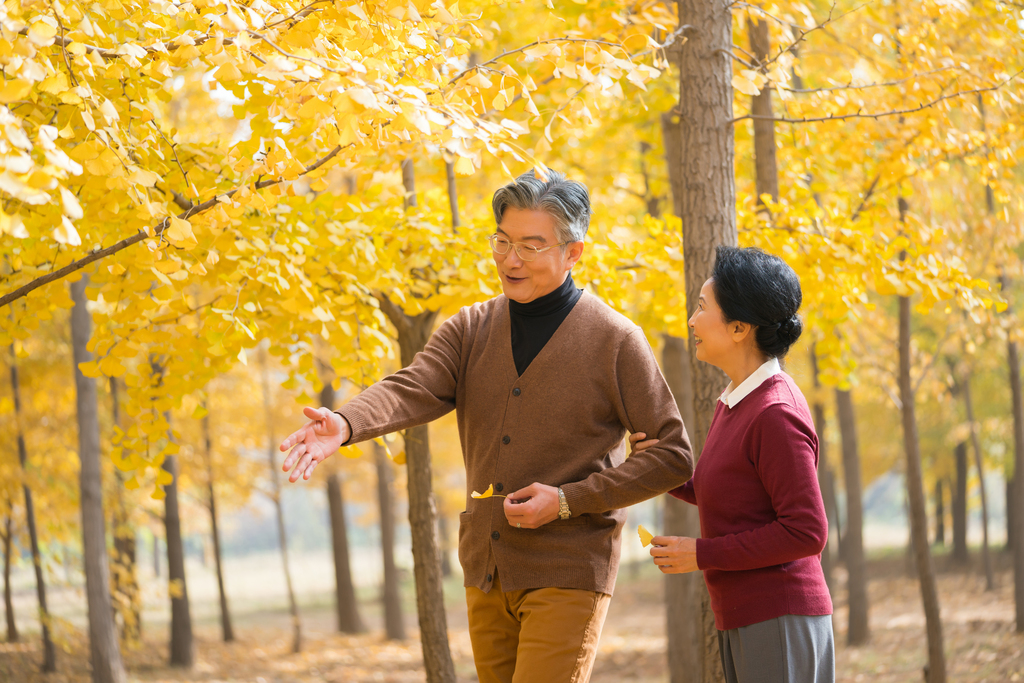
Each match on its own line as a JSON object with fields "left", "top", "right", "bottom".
{"left": 279, "top": 169, "right": 693, "bottom": 683}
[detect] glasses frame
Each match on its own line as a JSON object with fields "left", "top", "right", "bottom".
{"left": 488, "top": 234, "right": 568, "bottom": 262}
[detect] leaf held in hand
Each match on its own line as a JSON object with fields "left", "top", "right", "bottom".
{"left": 471, "top": 484, "right": 494, "bottom": 499}
{"left": 638, "top": 524, "right": 654, "bottom": 547}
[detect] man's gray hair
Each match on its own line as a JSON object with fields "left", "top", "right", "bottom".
{"left": 491, "top": 169, "right": 591, "bottom": 244}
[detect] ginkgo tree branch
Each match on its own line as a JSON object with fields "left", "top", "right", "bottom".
{"left": 0, "top": 144, "right": 347, "bottom": 309}
{"left": 731, "top": 69, "right": 1024, "bottom": 124}
{"left": 778, "top": 66, "right": 962, "bottom": 94}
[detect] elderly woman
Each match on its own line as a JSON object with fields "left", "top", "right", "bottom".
{"left": 635, "top": 246, "right": 833, "bottom": 683}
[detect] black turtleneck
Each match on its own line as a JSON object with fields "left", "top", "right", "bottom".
{"left": 508, "top": 274, "right": 583, "bottom": 376}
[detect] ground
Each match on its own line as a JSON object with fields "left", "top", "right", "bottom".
{"left": 2, "top": 556, "right": 1023, "bottom": 682}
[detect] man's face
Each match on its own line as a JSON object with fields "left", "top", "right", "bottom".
{"left": 493, "top": 207, "right": 584, "bottom": 303}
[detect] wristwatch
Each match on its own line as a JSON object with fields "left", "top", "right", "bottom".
{"left": 557, "top": 487, "right": 571, "bottom": 520}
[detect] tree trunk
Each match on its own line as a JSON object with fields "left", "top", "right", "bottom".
{"left": 318, "top": 374, "right": 365, "bottom": 634}
{"left": 374, "top": 440, "right": 406, "bottom": 641}
{"left": 959, "top": 366, "right": 995, "bottom": 590}
{"left": 810, "top": 350, "right": 836, "bottom": 597}
{"left": 109, "top": 379, "right": 140, "bottom": 645}
{"left": 1004, "top": 273, "right": 1024, "bottom": 630}
{"left": 375, "top": 159, "right": 454, "bottom": 682}
{"left": 952, "top": 442, "right": 969, "bottom": 565}
{"left": 1006, "top": 477, "right": 1014, "bottom": 552}
{"left": 748, "top": 15, "right": 778, "bottom": 206}
{"left": 322, "top": 371, "right": 365, "bottom": 634}
{"left": 438, "top": 515, "right": 452, "bottom": 578}
{"left": 898, "top": 291, "right": 947, "bottom": 683}
{"left": 159, "top": 408, "right": 193, "bottom": 667}
{"left": 661, "top": 335, "right": 701, "bottom": 683}
{"left": 445, "top": 160, "right": 460, "bottom": 229}
{"left": 260, "top": 351, "right": 302, "bottom": 654}
{"left": 3, "top": 511, "right": 17, "bottom": 642}
{"left": 673, "top": 1, "right": 736, "bottom": 679}
{"left": 203, "top": 411, "right": 234, "bottom": 642}
{"left": 836, "top": 388, "right": 868, "bottom": 645}
{"left": 153, "top": 532, "right": 161, "bottom": 578}
{"left": 934, "top": 480, "right": 945, "bottom": 546}
{"left": 11, "top": 348, "right": 56, "bottom": 671}
{"left": 71, "top": 276, "right": 127, "bottom": 683}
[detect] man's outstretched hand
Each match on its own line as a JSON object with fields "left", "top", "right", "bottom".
{"left": 280, "top": 407, "right": 351, "bottom": 482}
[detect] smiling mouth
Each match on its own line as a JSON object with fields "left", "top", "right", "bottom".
{"left": 505, "top": 274, "right": 526, "bottom": 283}
{"left": 694, "top": 336, "right": 702, "bottom": 344}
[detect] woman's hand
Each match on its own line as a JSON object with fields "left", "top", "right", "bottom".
{"left": 650, "top": 535, "right": 699, "bottom": 574}
{"left": 629, "top": 431, "right": 659, "bottom": 456}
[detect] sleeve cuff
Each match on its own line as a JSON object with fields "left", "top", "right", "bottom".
{"left": 334, "top": 410, "right": 359, "bottom": 445}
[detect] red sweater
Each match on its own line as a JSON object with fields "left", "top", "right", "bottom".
{"left": 671, "top": 373, "right": 833, "bottom": 630}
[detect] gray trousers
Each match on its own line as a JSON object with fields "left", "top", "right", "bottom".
{"left": 717, "top": 614, "right": 834, "bottom": 683}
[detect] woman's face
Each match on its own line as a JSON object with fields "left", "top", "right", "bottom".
{"left": 688, "top": 278, "right": 734, "bottom": 368}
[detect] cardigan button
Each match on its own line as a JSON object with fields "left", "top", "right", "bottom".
{"left": 486, "top": 573, "right": 493, "bottom": 582}
{"left": 512, "top": 387, "right": 521, "bottom": 396}
{"left": 491, "top": 531, "right": 500, "bottom": 541}
{"left": 495, "top": 483, "right": 504, "bottom": 492}
{"left": 502, "top": 435, "right": 510, "bottom": 445}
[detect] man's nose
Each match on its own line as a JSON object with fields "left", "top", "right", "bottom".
{"left": 506, "top": 248, "right": 525, "bottom": 267}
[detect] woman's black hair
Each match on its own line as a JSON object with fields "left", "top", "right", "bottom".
{"left": 710, "top": 246, "right": 803, "bottom": 358}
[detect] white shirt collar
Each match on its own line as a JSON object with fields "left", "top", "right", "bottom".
{"left": 719, "top": 357, "right": 782, "bottom": 408}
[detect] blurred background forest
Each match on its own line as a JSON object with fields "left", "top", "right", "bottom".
{"left": 1, "top": 0, "right": 1024, "bottom": 681}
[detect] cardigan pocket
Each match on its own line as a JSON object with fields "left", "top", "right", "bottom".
{"left": 457, "top": 511, "right": 473, "bottom": 568}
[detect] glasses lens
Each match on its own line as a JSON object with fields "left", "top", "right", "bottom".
{"left": 516, "top": 244, "right": 539, "bottom": 261}
{"left": 490, "top": 235, "right": 509, "bottom": 254}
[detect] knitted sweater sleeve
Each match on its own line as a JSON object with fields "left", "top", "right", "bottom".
{"left": 695, "top": 404, "right": 828, "bottom": 571}
{"left": 561, "top": 328, "right": 694, "bottom": 514}
{"left": 337, "top": 311, "right": 463, "bottom": 444}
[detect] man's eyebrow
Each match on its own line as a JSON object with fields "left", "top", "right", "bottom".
{"left": 495, "top": 228, "right": 548, "bottom": 243}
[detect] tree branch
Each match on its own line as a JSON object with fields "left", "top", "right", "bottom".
{"left": 731, "top": 69, "right": 1024, "bottom": 124}
{"left": 0, "top": 145, "right": 347, "bottom": 309}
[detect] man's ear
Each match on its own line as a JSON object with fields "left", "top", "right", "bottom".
{"left": 566, "top": 241, "right": 585, "bottom": 270}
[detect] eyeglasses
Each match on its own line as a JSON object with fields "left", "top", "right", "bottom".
{"left": 488, "top": 234, "right": 567, "bottom": 262}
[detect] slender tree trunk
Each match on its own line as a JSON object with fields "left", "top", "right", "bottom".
{"left": 898, "top": 289, "right": 947, "bottom": 683}
{"left": 748, "top": 15, "right": 778, "bottom": 206}
{"left": 260, "top": 351, "right": 302, "bottom": 654}
{"left": 3, "top": 511, "right": 17, "bottom": 642}
{"left": 11, "top": 347, "right": 56, "bottom": 671}
{"left": 203, "top": 411, "right": 234, "bottom": 642}
{"left": 959, "top": 365, "right": 995, "bottom": 590}
{"left": 109, "top": 379, "right": 140, "bottom": 645}
{"left": 674, "top": 3, "right": 735, "bottom": 680}
{"left": 438, "top": 515, "right": 452, "bottom": 578}
{"left": 1003, "top": 272, "right": 1024, "bottom": 630}
{"left": 153, "top": 532, "right": 161, "bottom": 578}
{"left": 1006, "top": 477, "right": 1014, "bottom": 552}
{"left": 934, "top": 481, "right": 945, "bottom": 546}
{"left": 953, "top": 443, "right": 969, "bottom": 564}
{"left": 374, "top": 159, "right": 454, "bottom": 682}
{"left": 71, "top": 276, "right": 127, "bottom": 683}
{"left": 810, "top": 350, "right": 836, "bottom": 597}
{"left": 320, "top": 381, "right": 366, "bottom": 635}
{"left": 445, "top": 160, "right": 460, "bottom": 229}
{"left": 374, "top": 441, "right": 406, "bottom": 641}
{"left": 661, "top": 335, "right": 701, "bottom": 683}
{"left": 158, "top": 407, "right": 193, "bottom": 668}
{"left": 836, "top": 388, "right": 868, "bottom": 645}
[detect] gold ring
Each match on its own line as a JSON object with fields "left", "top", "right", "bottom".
{"left": 517, "top": 522, "right": 522, "bottom": 529}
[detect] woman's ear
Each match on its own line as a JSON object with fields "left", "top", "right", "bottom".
{"left": 730, "top": 321, "right": 754, "bottom": 342}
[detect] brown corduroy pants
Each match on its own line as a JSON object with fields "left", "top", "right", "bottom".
{"left": 466, "top": 571, "right": 611, "bottom": 683}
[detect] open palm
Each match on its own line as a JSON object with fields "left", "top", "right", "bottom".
{"left": 279, "top": 407, "right": 350, "bottom": 482}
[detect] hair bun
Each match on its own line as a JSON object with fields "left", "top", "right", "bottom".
{"left": 777, "top": 315, "right": 802, "bottom": 344}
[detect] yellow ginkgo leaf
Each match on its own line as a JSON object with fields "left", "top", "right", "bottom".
{"left": 638, "top": 524, "right": 654, "bottom": 547}
{"left": 471, "top": 484, "right": 494, "bottom": 499}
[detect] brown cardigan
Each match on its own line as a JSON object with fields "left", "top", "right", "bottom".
{"left": 338, "top": 292, "right": 694, "bottom": 595}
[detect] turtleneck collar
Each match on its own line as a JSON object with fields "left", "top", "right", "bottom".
{"left": 508, "top": 273, "right": 579, "bottom": 317}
